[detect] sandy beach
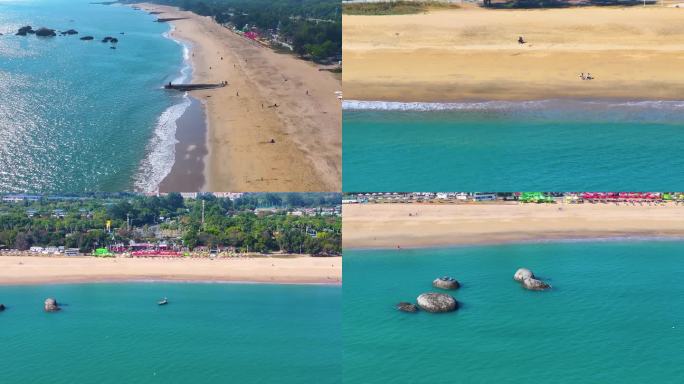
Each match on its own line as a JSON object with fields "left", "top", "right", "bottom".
{"left": 343, "top": 203, "right": 684, "bottom": 248}
{"left": 136, "top": 3, "right": 341, "bottom": 192}
{"left": 343, "top": 5, "right": 684, "bottom": 101}
{"left": 0, "top": 255, "right": 341, "bottom": 285}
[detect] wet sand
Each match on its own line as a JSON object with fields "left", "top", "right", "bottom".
{"left": 159, "top": 96, "right": 207, "bottom": 192}
{"left": 343, "top": 6, "right": 684, "bottom": 102}
{"left": 343, "top": 203, "right": 684, "bottom": 248}
{"left": 0, "top": 255, "right": 342, "bottom": 285}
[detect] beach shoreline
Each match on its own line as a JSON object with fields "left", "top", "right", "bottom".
{"left": 0, "top": 255, "right": 342, "bottom": 285}
{"left": 343, "top": 6, "right": 684, "bottom": 102}
{"left": 133, "top": 3, "right": 342, "bottom": 192}
{"left": 343, "top": 203, "right": 684, "bottom": 249}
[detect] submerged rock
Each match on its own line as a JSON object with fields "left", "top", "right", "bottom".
{"left": 101, "top": 36, "right": 115, "bottom": 43}
{"left": 514, "top": 268, "right": 534, "bottom": 282}
{"left": 0, "top": 304, "right": 5, "bottom": 311}
{"left": 396, "top": 302, "right": 419, "bottom": 313}
{"left": 522, "top": 278, "right": 551, "bottom": 291}
{"left": 416, "top": 293, "right": 458, "bottom": 313}
{"left": 432, "top": 276, "right": 460, "bottom": 290}
{"left": 16, "top": 26, "right": 34, "bottom": 36}
{"left": 61, "top": 29, "right": 78, "bottom": 35}
{"left": 80, "top": 36, "right": 94, "bottom": 41}
{"left": 35, "top": 28, "right": 56, "bottom": 37}
{"left": 44, "top": 298, "right": 60, "bottom": 312}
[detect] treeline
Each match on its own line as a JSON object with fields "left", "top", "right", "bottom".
{"left": 132, "top": 0, "right": 341, "bottom": 61}
{"left": 482, "top": 0, "right": 653, "bottom": 8}
{"left": 0, "top": 193, "right": 341, "bottom": 255}
{"left": 342, "top": 1, "right": 459, "bottom": 16}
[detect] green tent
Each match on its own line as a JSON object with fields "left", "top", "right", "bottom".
{"left": 94, "top": 248, "right": 113, "bottom": 257}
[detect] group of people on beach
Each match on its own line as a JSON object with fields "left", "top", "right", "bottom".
{"left": 578, "top": 73, "right": 595, "bottom": 80}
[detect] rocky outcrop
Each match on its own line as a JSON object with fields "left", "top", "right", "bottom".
{"left": 416, "top": 293, "right": 458, "bottom": 313}
{"left": 35, "top": 28, "right": 56, "bottom": 37}
{"left": 0, "top": 304, "right": 5, "bottom": 311}
{"left": 521, "top": 278, "right": 551, "bottom": 291}
{"left": 396, "top": 302, "right": 419, "bottom": 313}
{"left": 102, "top": 36, "right": 119, "bottom": 43}
{"left": 44, "top": 298, "right": 60, "bottom": 312}
{"left": 80, "top": 36, "right": 94, "bottom": 41}
{"left": 514, "top": 268, "right": 551, "bottom": 291}
{"left": 16, "top": 26, "right": 35, "bottom": 36}
{"left": 432, "top": 276, "right": 460, "bottom": 290}
{"left": 60, "top": 29, "right": 78, "bottom": 35}
{"left": 514, "top": 268, "right": 534, "bottom": 282}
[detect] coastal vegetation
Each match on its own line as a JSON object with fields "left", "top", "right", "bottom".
{"left": 0, "top": 193, "right": 341, "bottom": 255}
{"left": 342, "top": 1, "right": 459, "bottom": 15}
{"left": 129, "top": 0, "right": 341, "bottom": 62}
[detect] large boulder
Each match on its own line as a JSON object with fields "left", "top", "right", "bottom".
{"left": 432, "top": 276, "right": 460, "bottom": 290}
{"left": 522, "top": 278, "right": 551, "bottom": 291}
{"left": 16, "top": 26, "right": 34, "bottom": 36}
{"left": 514, "top": 268, "right": 534, "bottom": 282}
{"left": 396, "top": 302, "right": 419, "bottom": 313}
{"left": 35, "top": 28, "right": 56, "bottom": 37}
{"left": 0, "top": 304, "right": 5, "bottom": 311}
{"left": 44, "top": 298, "right": 60, "bottom": 312}
{"left": 416, "top": 293, "right": 458, "bottom": 313}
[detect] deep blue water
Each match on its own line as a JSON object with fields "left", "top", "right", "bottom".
{"left": 343, "top": 240, "right": 684, "bottom": 383}
{"left": 0, "top": 0, "right": 187, "bottom": 192}
{"left": 0, "top": 282, "right": 341, "bottom": 383}
{"left": 343, "top": 100, "right": 684, "bottom": 191}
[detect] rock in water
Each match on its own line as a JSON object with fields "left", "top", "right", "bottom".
{"left": 396, "top": 302, "right": 419, "bottom": 313}
{"left": 61, "top": 29, "right": 78, "bottom": 35}
{"left": 522, "top": 278, "right": 551, "bottom": 291}
{"left": 44, "top": 298, "right": 60, "bottom": 312}
{"left": 416, "top": 293, "right": 458, "bottom": 313}
{"left": 35, "top": 28, "right": 56, "bottom": 37}
{"left": 16, "top": 26, "right": 34, "bottom": 36}
{"left": 80, "top": 36, "right": 94, "bottom": 41}
{"left": 432, "top": 276, "right": 460, "bottom": 290}
{"left": 0, "top": 304, "right": 5, "bottom": 311}
{"left": 514, "top": 268, "right": 534, "bottom": 282}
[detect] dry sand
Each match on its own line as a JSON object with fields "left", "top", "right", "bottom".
{"left": 343, "top": 203, "right": 684, "bottom": 248}
{"left": 137, "top": 3, "right": 341, "bottom": 191}
{"left": 343, "top": 6, "right": 684, "bottom": 101}
{"left": 0, "top": 255, "right": 341, "bottom": 285}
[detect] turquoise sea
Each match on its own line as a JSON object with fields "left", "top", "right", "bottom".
{"left": 343, "top": 100, "right": 684, "bottom": 191}
{"left": 0, "top": 283, "right": 341, "bottom": 384}
{"left": 0, "top": 0, "right": 188, "bottom": 192}
{"left": 344, "top": 240, "right": 684, "bottom": 383}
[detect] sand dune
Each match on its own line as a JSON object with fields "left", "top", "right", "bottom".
{"left": 0, "top": 255, "right": 341, "bottom": 285}
{"left": 137, "top": 3, "right": 341, "bottom": 191}
{"left": 343, "top": 6, "right": 684, "bottom": 101}
{"left": 343, "top": 203, "right": 684, "bottom": 248}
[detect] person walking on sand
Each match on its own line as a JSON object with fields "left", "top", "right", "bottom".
{"left": 518, "top": 36, "right": 526, "bottom": 44}
{"left": 579, "top": 73, "right": 586, "bottom": 80}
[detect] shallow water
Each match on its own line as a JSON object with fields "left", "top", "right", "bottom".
{"left": 343, "top": 240, "right": 684, "bottom": 383}
{"left": 343, "top": 100, "right": 684, "bottom": 191}
{"left": 0, "top": 283, "right": 341, "bottom": 384}
{"left": 0, "top": 0, "right": 186, "bottom": 192}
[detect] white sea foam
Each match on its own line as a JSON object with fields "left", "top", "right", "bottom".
{"left": 134, "top": 97, "right": 191, "bottom": 192}
{"left": 134, "top": 26, "right": 195, "bottom": 192}
{"left": 343, "top": 99, "right": 684, "bottom": 111}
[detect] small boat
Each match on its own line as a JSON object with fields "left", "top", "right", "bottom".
{"left": 158, "top": 297, "right": 168, "bottom": 306}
